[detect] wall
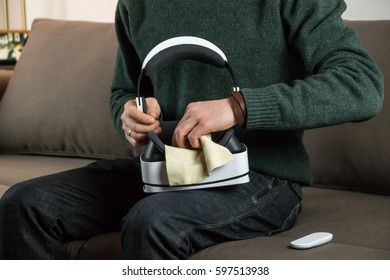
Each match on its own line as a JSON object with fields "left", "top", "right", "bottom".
{"left": 343, "top": 0, "right": 390, "bottom": 20}
{"left": 1, "top": 0, "right": 390, "bottom": 30}
{"left": 0, "top": 0, "right": 118, "bottom": 29}
{"left": 1, "top": 0, "right": 28, "bottom": 29}
{"left": 25, "top": 0, "right": 118, "bottom": 27}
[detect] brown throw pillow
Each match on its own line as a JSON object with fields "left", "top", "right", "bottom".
{"left": 0, "top": 19, "right": 141, "bottom": 159}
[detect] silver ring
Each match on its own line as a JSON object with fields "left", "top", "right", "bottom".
{"left": 127, "top": 129, "right": 132, "bottom": 137}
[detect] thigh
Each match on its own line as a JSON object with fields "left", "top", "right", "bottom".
{"left": 3, "top": 158, "right": 147, "bottom": 240}
{"left": 123, "top": 171, "right": 301, "bottom": 258}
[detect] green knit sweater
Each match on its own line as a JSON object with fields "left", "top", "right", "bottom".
{"left": 110, "top": 0, "right": 384, "bottom": 188}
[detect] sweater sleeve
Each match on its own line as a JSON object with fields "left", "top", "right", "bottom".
{"left": 109, "top": 1, "right": 142, "bottom": 137}
{"left": 241, "top": 0, "right": 384, "bottom": 130}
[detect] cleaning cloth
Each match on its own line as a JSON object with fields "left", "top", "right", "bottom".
{"left": 165, "top": 134, "right": 233, "bottom": 186}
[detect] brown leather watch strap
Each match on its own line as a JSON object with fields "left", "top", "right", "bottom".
{"left": 229, "top": 91, "right": 247, "bottom": 127}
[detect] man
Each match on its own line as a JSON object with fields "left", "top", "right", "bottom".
{"left": 0, "top": 0, "right": 383, "bottom": 259}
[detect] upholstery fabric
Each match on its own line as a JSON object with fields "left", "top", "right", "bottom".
{"left": 0, "top": 70, "right": 13, "bottom": 100}
{"left": 303, "top": 20, "right": 390, "bottom": 196}
{"left": 0, "top": 185, "right": 8, "bottom": 198}
{"left": 190, "top": 187, "right": 390, "bottom": 259}
{"left": 0, "top": 154, "right": 94, "bottom": 187}
{"left": 0, "top": 19, "right": 141, "bottom": 160}
{"left": 0, "top": 19, "right": 389, "bottom": 260}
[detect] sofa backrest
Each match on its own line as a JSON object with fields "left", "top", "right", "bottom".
{"left": 0, "top": 70, "right": 13, "bottom": 101}
{"left": 0, "top": 19, "right": 142, "bottom": 160}
{"left": 303, "top": 20, "right": 389, "bottom": 196}
{"left": 0, "top": 19, "right": 388, "bottom": 195}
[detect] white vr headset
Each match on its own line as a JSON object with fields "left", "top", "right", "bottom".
{"left": 136, "top": 36, "right": 250, "bottom": 193}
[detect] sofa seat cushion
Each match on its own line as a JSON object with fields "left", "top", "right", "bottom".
{"left": 190, "top": 187, "right": 390, "bottom": 259}
{"left": 62, "top": 232, "right": 122, "bottom": 260}
{"left": 190, "top": 236, "right": 390, "bottom": 260}
{"left": 0, "top": 154, "right": 94, "bottom": 187}
{"left": 0, "top": 184, "right": 9, "bottom": 198}
{"left": 62, "top": 187, "right": 390, "bottom": 259}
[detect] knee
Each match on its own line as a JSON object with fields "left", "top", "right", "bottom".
{"left": 1, "top": 182, "right": 26, "bottom": 208}
{"left": 0, "top": 180, "right": 46, "bottom": 216}
{"left": 0, "top": 184, "right": 26, "bottom": 229}
{"left": 121, "top": 195, "right": 188, "bottom": 259}
{"left": 122, "top": 196, "right": 175, "bottom": 237}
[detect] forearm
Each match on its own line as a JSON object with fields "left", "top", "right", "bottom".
{"left": 110, "top": 3, "right": 143, "bottom": 137}
{"left": 242, "top": 0, "right": 384, "bottom": 131}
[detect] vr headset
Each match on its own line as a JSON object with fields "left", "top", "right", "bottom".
{"left": 136, "top": 36, "right": 250, "bottom": 193}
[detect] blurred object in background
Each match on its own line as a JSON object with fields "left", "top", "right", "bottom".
{"left": 1, "top": 0, "right": 28, "bottom": 67}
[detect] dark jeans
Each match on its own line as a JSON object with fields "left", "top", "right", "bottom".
{"left": 0, "top": 158, "right": 301, "bottom": 259}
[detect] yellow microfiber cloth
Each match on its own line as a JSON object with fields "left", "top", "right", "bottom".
{"left": 165, "top": 134, "right": 233, "bottom": 186}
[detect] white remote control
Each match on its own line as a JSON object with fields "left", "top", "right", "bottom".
{"left": 290, "top": 232, "right": 333, "bottom": 249}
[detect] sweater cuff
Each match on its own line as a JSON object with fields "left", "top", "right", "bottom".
{"left": 241, "top": 88, "right": 280, "bottom": 129}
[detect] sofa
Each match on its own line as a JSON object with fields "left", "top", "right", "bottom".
{"left": 0, "top": 18, "right": 389, "bottom": 260}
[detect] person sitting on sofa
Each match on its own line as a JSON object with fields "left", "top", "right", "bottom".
{"left": 0, "top": 0, "right": 384, "bottom": 259}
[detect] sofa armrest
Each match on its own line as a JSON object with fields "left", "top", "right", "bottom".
{"left": 0, "top": 70, "right": 13, "bottom": 101}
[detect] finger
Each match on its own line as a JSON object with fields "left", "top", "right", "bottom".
{"left": 145, "top": 97, "right": 161, "bottom": 120}
{"left": 122, "top": 112, "right": 160, "bottom": 135}
{"left": 124, "top": 126, "right": 153, "bottom": 147}
{"left": 186, "top": 125, "right": 206, "bottom": 149}
{"left": 126, "top": 134, "right": 149, "bottom": 147}
{"left": 131, "top": 109, "right": 157, "bottom": 125}
{"left": 172, "top": 119, "right": 199, "bottom": 148}
{"left": 122, "top": 100, "right": 156, "bottom": 128}
{"left": 127, "top": 130, "right": 149, "bottom": 144}
{"left": 123, "top": 121, "right": 161, "bottom": 140}
{"left": 124, "top": 122, "right": 162, "bottom": 145}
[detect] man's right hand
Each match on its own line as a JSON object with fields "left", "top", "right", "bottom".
{"left": 121, "top": 97, "right": 161, "bottom": 147}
